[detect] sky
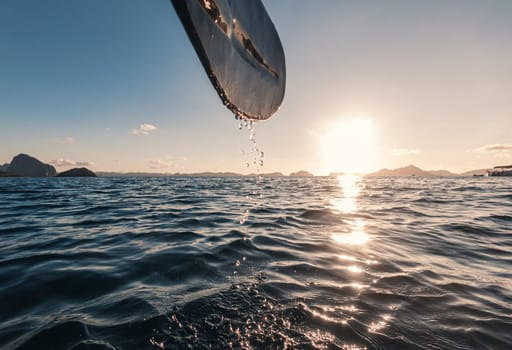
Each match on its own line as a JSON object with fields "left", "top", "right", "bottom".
{"left": 1, "top": 0, "right": 511, "bottom": 175}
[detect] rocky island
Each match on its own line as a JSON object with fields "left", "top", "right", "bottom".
{"left": 4, "top": 154, "right": 57, "bottom": 177}
{"left": 57, "top": 168, "right": 96, "bottom": 177}
{"left": 0, "top": 154, "right": 95, "bottom": 177}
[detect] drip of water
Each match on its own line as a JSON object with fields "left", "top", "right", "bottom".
{"left": 236, "top": 115, "right": 265, "bottom": 226}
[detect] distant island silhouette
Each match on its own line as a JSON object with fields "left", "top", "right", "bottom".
{"left": 289, "top": 170, "right": 314, "bottom": 177}
{"left": 56, "top": 168, "right": 97, "bottom": 177}
{"left": 1, "top": 154, "right": 56, "bottom": 177}
{"left": 367, "top": 165, "right": 487, "bottom": 177}
{"left": 0, "top": 154, "right": 95, "bottom": 177}
{"left": 0, "top": 154, "right": 494, "bottom": 178}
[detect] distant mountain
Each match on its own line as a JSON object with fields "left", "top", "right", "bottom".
{"left": 426, "top": 169, "right": 457, "bottom": 177}
{"left": 459, "top": 169, "right": 488, "bottom": 176}
{"left": 367, "top": 165, "right": 458, "bottom": 177}
{"left": 367, "top": 165, "right": 493, "bottom": 177}
{"left": 289, "top": 170, "right": 314, "bottom": 177}
{"left": 0, "top": 163, "right": 9, "bottom": 172}
{"left": 57, "top": 167, "right": 96, "bottom": 177}
{"left": 7, "top": 154, "right": 56, "bottom": 177}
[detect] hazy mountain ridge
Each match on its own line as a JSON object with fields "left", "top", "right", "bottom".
{"left": 0, "top": 154, "right": 492, "bottom": 178}
{"left": 367, "top": 165, "right": 484, "bottom": 177}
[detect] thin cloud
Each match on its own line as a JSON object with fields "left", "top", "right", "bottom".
{"left": 149, "top": 159, "right": 173, "bottom": 169}
{"left": 391, "top": 148, "right": 421, "bottom": 156}
{"left": 148, "top": 156, "right": 187, "bottom": 170}
{"left": 50, "top": 158, "right": 94, "bottom": 167}
{"left": 55, "top": 136, "right": 74, "bottom": 144}
{"left": 131, "top": 123, "right": 157, "bottom": 135}
{"left": 475, "top": 144, "right": 512, "bottom": 153}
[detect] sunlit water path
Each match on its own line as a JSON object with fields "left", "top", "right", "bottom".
{"left": 1, "top": 176, "right": 511, "bottom": 349}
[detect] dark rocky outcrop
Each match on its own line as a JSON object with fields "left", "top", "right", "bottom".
{"left": 0, "top": 171, "right": 18, "bottom": 177}
{"left": 7, "top": 154, "right": 56, "bottom": 177}
{"left": 57, "top": 167, "right": 96, "bottom": 177}
{"left": 0, "top": 163, "right": 9, "bottom": 172}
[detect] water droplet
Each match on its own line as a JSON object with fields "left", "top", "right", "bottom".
{"left": 246, "top": 162, "right": 250, "bottom": 167}
{"left": 260, "top": 151, "right": 264, "bottom": 158}
{"left": 235, "top": 260, "right": 241, "bottom": 267}
{"left": 259, "top": 160, "right": 264, "bottom": 166}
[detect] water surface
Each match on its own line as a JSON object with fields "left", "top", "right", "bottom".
{"left": 1, "top": 176, "right": 511, "bottom": 349}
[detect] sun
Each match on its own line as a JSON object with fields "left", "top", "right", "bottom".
{"left": 320, "top": 118, "right": 378, "bottom": 174}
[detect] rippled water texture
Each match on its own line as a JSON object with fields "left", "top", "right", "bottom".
{"left": 1, "top": 176, "right": 511, "bottom": 349}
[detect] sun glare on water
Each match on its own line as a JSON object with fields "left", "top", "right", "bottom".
{"left": 320, "top": 118, "right": 378, "bottom": 175}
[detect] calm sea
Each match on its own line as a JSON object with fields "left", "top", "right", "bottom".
{"left": 1, "top": 176, "right": 511, "bottom": 350}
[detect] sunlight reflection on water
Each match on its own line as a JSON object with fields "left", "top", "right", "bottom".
{"left": 330, "top": 174, "right": 361, "bottom": 213}
{"left": 331, "top": 175, "right": 370, "bottom": 246}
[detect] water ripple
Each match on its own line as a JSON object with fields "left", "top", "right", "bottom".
{"left": 0, "top": 176, "right": 511, "bottom": 349}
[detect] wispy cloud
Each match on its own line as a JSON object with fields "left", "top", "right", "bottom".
{"left": 149, "top": 159, "right": 173, "bottom": 169}
{"left": 391, "top": 148, "right": 421, "bottom": 156}
{"left": 148, "top": 156, "right": 187, "bottom": 170}
{"left": 131, "top": 123, "right": 157, "bottom": 135}
{"left": 55, "top": 136, "right": 74, "bottom": 144}
{"left": 50, "top": 158, "right": 94, "bottom": 167}
{"left": 475, "top": 143, "right": 512, "bottom": 153}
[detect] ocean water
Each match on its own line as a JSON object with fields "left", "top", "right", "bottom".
{"left": 1, "top": 176, "right": 511, "bottom": 350}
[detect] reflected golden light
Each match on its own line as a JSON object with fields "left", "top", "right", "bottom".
{"left": 368, "top": 314, "right": 392, "bottom": 333}
{"left": 320, "top": 118, "right": 378, "bottom": 175}
{"left": 340, "top": 305, "right": 359, "bottom": 313}
{"left": 346, "top": 265, "right": 363, "bottom": 273}
{"left": 368, "top": 320, "right": 387, "bottom": 333}
{"left": 349, "top": 282, "right": 367, "bottom": 290}
{"left": 330, "top": 174, "right": 361, "bottom": 213}
{"left": 338, "top": 254, "right": 357, "bottom": 262}
{"left": 332, "top": 220, "right": 369, "bottom": 245}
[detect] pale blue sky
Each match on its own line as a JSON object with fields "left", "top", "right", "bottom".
{"left": 1, "top": 0, "right": 511, "bottom": 174}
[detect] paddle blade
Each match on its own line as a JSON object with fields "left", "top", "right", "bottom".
{"left": 172, "top": 0, "right": 286, "bottom": 120}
